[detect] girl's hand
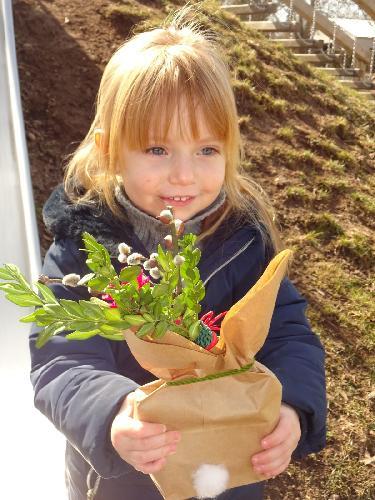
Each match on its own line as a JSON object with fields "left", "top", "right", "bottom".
{"left": 251, "top": 403, "right": 301, "bottom": 479}
{"left": 111, "top": 392, "right": 181, "bottom": 474}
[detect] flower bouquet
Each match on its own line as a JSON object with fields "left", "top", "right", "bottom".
{"left": 0, "top": 206, "right": 292, "bottom": 500}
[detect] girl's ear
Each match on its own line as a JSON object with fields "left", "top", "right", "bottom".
{"left": 94, "top": 128, "right": 109, "bottom": 154}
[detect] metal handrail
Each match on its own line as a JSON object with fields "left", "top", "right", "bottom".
{"left": 280, "top": 0, "right": 372, "bottom": 66}
{"left": 352, "top": 0, "right": 375, "bottom": 20}
{"left": 1, "top": 0, "right": 41, "bottom": 282}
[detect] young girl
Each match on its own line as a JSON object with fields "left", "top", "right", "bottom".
{"left": 30, "top": 7, "right": 326, "bottom": 500}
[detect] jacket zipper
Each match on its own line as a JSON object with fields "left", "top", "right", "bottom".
{"left": 202, "top": 237, "right": 255, "bottom": 287}
{"left": 86, "top": 467, "right": 101, "bottom": 500}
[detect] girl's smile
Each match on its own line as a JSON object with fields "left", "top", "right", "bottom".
{"left": 118, "top": 103, "right": 226, "bottom": 221}
{"left": 160, "top": 195, "right": 196, "bottom": 207}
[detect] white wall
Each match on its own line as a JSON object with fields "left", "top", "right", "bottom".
{"left": 0, "top": 1, "right": 66, "bottom": 498}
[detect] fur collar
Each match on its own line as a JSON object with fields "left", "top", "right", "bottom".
{"left": 42, "top": 184, "right": 137, "bottom": 256}
{"left": 42, "top": 184, "right": 251, "bottom": 258}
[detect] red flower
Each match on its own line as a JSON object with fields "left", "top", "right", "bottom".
{"left": 200, "top": 310, "right": 228, "bottom": 332}
{"left": 137, "top": 272, "right": 151, "bottom": 289}
{"left": 100, "top": 294, "right": 118, "bottom": 308}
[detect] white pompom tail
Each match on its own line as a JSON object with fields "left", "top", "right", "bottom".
{"left": 192, "top": 464, "right": 229, "bottom": 499}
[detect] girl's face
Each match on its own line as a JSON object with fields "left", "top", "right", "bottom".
{"left": 118, "top": 104, "right": 226, "bottom": 221}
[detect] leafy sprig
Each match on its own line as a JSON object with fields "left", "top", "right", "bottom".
{"left": 0, "top": 206, "right": 208, "bottom": 348}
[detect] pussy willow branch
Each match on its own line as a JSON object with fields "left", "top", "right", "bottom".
{"left": 167, "top": 206, "right": 183, "bottom": 297}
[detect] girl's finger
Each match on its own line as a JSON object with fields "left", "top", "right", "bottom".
{"left": 252, "top": 442, "right": 288, "bottom": 467}
{"left": 131, "top": 442, "right": 177, "bottom": 465}
{"left": 261, "top": 458, "right": 291, "bottom": 479}
{"left": 254, "top": 453, "right": 290, "bottom": 475}
{"left": 123, "top": 419, "right": 168, "bottom": 440}
{"left": 260, "top": 420, "right": 287, "bottom": 450}
{"left": 134, "top": 430, "right": 181, "bottom": 451}
{"left": 135, "top": 457, "right": 167, "bottom": 475}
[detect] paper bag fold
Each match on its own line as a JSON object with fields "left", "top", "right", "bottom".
{"left": 122, "top": 249, "right": 292, "bottom": 499}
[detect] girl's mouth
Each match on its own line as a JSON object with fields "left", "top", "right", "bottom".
{"left": 160, "top": 196, "right": 195, "bottom": 207}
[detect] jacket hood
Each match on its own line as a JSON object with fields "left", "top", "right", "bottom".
{"left": 42, "top": 184, "right": 138, "bottom": 256}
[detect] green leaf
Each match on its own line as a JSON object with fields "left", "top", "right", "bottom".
{"left": 87, "top": 276, "right": 110, "bottom": 291}
{"left": 185, "top": 268, "right": 196, "bottom": 281}
{"left": 154, "top": 320, "right": 169, "bottom": 339}
{"left": 136, "top": 322, "right": 154, "bottom": 338}
{"left": 65, "top": 329, "right": 101, "bottom": 340}
{"left": 139, "top": 286, "right": 153, "bottom": 305}
{"left": 79, "top": 301, "right": 105, "bottom": 319}
{"left": 152, "top": 283, "right": 169, "bottom": 298}
{"left": 82, "top": 233, "right": 110, "bottom": 262}
{"left": 106, "top": 320, "right": 132, "bottom": 329}
{"left": 103, "top": 307, "right": 122, "bottom": 321}
{"left": 99, "top": 324, "right": 123, "bottom": 334}
{"left": 4, "top": 264, "right": 32, "bottom": 290}
{"left": 152, "top": 301, "right": 163, "bottom": 319}
{"left": 119, "top": 266, "right": 141, "bottom": 282}
{"left": 35, "top": 282, "right": 59, "bottom": 304}
{"left": 67, "top": 320, "right": 99, "bottom": 331}
{"left": 19, "top": 311, "right": 39, "bottom": 323}
{"left": 196, "top": 284, "right": 205, "bottom": 302}
{"left": 98, "top": 332, "right": 125, "bottom": 341}
{"left": 185, "top": 296, "right": 197, "bottom": 310}
{"left": 89, "top": 297, "right": 111, "bottom": 308}
{"left": 36, "top": 322, "right": 66, "bottom": 348}
{"left": 188, "top": 320, "right": 200, "bottom": 341}
{"left": 156, "top": 244, "right": 168, "bottom": 271}
{"left": 43, "top": 303, "right": 66, "bottom": 318}
{"left": 191, "top": 248, "right": 201, "bottom": 267}
{"left": 142, "top": 313, "right": 154, "bottom": 323}
{"left": 168, "top": 272, "right": 179, "bottom": 291}
{"left": 77, "top": 273, "right": 96, "bottom": 286}
{"left": 5, "top": 293, "right": 43, "bottom": 307}
{"left": 0, "top": 266, "right": 14, "bottom": 280}
{"left": 172, "top": 297, "right": 185, "bottom": 318}
{"left": 0, "top": 284, "right": 30, "bottom": 294}
{"left": 60, "top": 299, "right": 83, "bottom": 317}
{"left": 122, "top": 315, "right": 147, "bottom": 326}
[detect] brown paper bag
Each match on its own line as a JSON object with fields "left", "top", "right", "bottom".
{"left": 123, "top": 249, "right": 292, "bottom": 500}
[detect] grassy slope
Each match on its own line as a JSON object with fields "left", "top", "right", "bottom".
{"left": 115, "top": 1, "right": 375, "bottom": 497}
{"left": 20, "top": 0, "right": 375, "bottom": 497}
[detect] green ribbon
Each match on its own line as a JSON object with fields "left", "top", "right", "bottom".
{"left": 166, "top": 361, "right": 254, "bottom": 386}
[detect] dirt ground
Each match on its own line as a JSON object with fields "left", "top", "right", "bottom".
{"left": 13, "top": 0, "right": 125, "bottom": 254}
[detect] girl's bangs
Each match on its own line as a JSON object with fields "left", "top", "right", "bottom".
{"left": 121, "top": 61, "right": 229, "bottom": 151}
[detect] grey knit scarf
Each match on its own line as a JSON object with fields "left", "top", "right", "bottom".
{"left": 114, "top": 186, "right": 226, "bottom": 255}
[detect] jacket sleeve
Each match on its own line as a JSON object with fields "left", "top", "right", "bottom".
{"left": 255, "top": 277, "right": 327, "bottom": 459}
{"left": 29, "top": 238, "right": 139, "bottom": 478}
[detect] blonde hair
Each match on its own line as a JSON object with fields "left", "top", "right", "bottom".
{"left": 63, "top": 4, "right": 283, "bottom": 255}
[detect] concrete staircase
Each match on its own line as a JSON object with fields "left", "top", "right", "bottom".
{"left": 222, "top": 2, "right": 375, "bottom": 101}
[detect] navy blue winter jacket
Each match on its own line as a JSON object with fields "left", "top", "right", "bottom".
{"left": 29, "top": 185, "right": 326, "bottom": 500}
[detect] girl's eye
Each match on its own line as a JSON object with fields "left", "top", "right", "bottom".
{"left": 146, "top": 147, "right": 167, "bottom": 156}
{"left": 200, "top": 147, "right": 218, "bottom": 156}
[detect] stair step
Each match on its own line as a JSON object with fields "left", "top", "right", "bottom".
{"left": 295, "top": 53, "right": 340, "bottom": 64}
{"left": 271, "top": 38, "right": 324, "bottom": 49}
{"left": 316, "top": 67, "right": 361, "bottom": 77}
{"left": 244, "top": 21, "right": 302, "bottom": 32}
{"left": 337, "top": 79, "right": 375, "bottom": 90}
{"left": 221, "top": 2, "right": 279, "bottom": 16}
{"left": 356, "top": 90, "right": 375, "bottom": 100}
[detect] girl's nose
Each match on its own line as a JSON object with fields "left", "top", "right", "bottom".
{"left": 168, "top": 157, "right": 195, "bottom": 186}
